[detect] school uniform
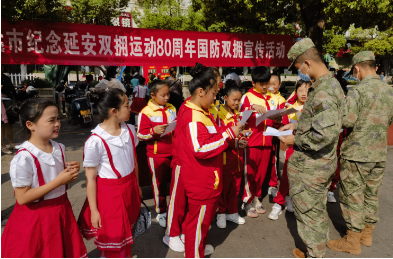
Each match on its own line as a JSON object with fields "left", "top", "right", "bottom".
{"left": 137, "top": 100, "right": 176, "bottom": 214}
{"left": 217, "top": 105, "right": 244, "bottom": 215}
{"left": 273, "top": 101, "right": 301, "bottom": 205}
{"left": 239, "top": 88, "right": 280, "bottom": 204}
{"left": 2, "top": 140, "right": 87, "bottom": 258}
{"left": 78, "top": 123, "right": 141, "bottom": 258}
{"left": 131, "top": 85, "right": 148, "bottom": 114}
{"left": 178, "top": 101, "right": 236, "bottom": 257}
{"left": 268, "top": 91, "right": 287, "bottom": 189}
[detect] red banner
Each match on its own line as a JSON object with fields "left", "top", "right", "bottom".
{"left": 1, "top": 20, "right": 292, "bottom": 67}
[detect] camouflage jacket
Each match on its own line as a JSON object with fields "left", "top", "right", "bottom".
{"left": 341, "top": 74, "right": 393, "bottom": 162}
{"left": 290, "top": 72, "right": 345, "bottom": 169}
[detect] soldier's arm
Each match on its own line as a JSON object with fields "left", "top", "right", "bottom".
{"left": 295, "top": 93, "right": 340, "bottom": 152}
{"left": 342, "top": 88, "right": 361, "bottom": 129}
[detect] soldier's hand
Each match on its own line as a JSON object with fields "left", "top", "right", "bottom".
{"left": 279, "top": 123, "right": 294, "bottom": 132}
{"left": 278, "top": 135, "right": 295, "bottom": 146}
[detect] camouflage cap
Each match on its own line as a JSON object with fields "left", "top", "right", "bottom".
{"left": 349, "top": 51, "right": 375, "bottom": 74}
{"left": 287, "top": 38, "right": 316, "bottom": 70}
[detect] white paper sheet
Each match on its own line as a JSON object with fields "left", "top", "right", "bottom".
{"left": 160, "top": 121, "right": 177, "bottom": 137}
{"left": 255, "top": 108, "right": 298, "bottom": 126}
{"left": 263, "top": 126, "right": 293, "bottom": 137}
{"left": 240, "top": 110, "right": 253, "bottom": 125}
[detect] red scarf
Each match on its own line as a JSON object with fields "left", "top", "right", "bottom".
{"left": 248, "top": 88, "right": 271, "bottom": 110}
{"left": 157, "top": 106, "right": 168, "bottom": 124}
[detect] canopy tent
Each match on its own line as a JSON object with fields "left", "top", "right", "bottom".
{"left": 2, "top": 19, "right": 291, "bottom": 68}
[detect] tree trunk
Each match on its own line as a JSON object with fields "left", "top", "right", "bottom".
{"left": 300, "top": 0, "right": 326, "bottom": 53}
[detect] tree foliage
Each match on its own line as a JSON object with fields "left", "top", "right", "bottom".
{"left": 346, "top": 26, "right": 393, "bottom": 56}
{"left": 2, "top": 0, "right": 129, "bottom": 26}
{"left": 131, "top": 0, "right": 206, "bottom": 31}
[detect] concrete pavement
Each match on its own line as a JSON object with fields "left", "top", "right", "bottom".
{"left": 2, "top": 117, "right": 393, "bottom": 257}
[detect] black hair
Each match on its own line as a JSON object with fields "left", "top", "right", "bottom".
{"left": 105, "top": 66, "right": 118, "bottom": 80}
{"left": 295, "top": 47, "right": 324, "bottom": 65}
{"left": 139, "top": 77, "right": 146, "bottom": 85}
{"left": 295, "top": 80, "right": 311, "bottom": 92}
{"left": 19, "top": 98, "right": 58, "bottom": 139}
{"left": 270, "top": 73, "right": 281, "bottom": 83}
{"left": 358, "top": 60, "right": 376, "bottom": 70}
{"left": 97, "top": 88, "right": 127, "bottom": 122}
{"left": 224, "top": 79, "right": 241, "bottom": 96}
{"left": 337, "top": 69, "right": 345, "bottom": 78}
{"left": 251, "top": 66, "right": 271, "bottom": 84}
{"left": 150, "top": 80, "right": 169, "bottom": 95}
{"left": 85, "top": 74, "right": 93, "bottom": 82}
{"left": 188, "top": 63, "right": 217, "bottom": 95}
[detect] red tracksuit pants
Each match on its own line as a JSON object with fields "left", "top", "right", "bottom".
{"left": 217, "top": 171, "right": 242, "bottom": 214}
{"left": 148, "top": 156, "right": 172, "bottom": 214}
{"left": 242, "top": 147, "right": 272, "bottom": 204}
{"left": 185, "top": 201, "right": 218, "bottom": 258}
{"left": 273, "top": 147, "right": 294, "bottom": 205}
{"left": 165, "top": 164, "right": 187, "bottom": 237}
{"left": 268, "top": 138, "right": 280, "bottom": 188}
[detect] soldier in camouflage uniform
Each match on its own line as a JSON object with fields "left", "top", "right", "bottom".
{"left": 327, "top": 51, "right": 393, "bottom": 255}
{"left": 279, "top": 38, "right": 345, "bottom": 258}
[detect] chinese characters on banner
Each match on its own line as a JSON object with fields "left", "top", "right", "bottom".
{"left": 1, "top": 19, "right": 291, "bottom": 67}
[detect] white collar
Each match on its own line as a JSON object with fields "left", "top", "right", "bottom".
{"left": 91, "top": 122, "right": 131, "bottom": 147}
{"left": 17, "top": 140, "right": 64, "bottom": 166}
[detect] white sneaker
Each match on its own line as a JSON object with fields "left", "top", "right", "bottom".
{"left": 285, "top": 196, "right": 294, "bottom": 212}
{"left": 327, "top": 191, "right": 336, "bottom": 203}
{"left": 216, "top": 213, "right": 226, "bottom": 228}
{"left": 1, "top": 148, "right": 12, "bottom": 155}
{"left": 226, "top": 213, "right": 245, "bottom": 224}
{"left": 205, "top": 244, "right": 214, "bottom": 256}
{"left": 269, "top": 186, "right": 278, "bottom": 198}
{"left": 244, "top": 203, "right": 258, "bottom": 218}
{"left": 156, "top": 212, "right": 167, "bottom": 228}
{"left": 180, "top": 233, "right": 185, "bottom": 243}
{"left": 163, "top": 235, "right": 185, "bottom": 252}
{"left": 253, "top": 197, "right": 266, "bottom": 214}
{"left": 268, "top": 203, "right": 283, "bottom": 220}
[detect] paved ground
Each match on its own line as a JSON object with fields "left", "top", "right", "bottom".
{"left": 2, "top": 116, "right": 393, "bottom": 258}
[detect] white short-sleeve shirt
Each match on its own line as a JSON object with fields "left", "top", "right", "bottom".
{"left": 133, "top": 85, "right": 148, "bottom": 98}
{"left": 10, "top": 140, "right": 67, "bottom": 201}
{"left": 83, "top": 122, "right": 139, "bottom": 179}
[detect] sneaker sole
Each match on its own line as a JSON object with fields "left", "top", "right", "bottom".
{"left": 163, "top": 236, "right": 185, "bottom": 253}
{"left": 226, "top": 218, "right": 245, "bottom": 225}
{"left": 247, "top": 213, "right": 259, "bottom": 218}
{"left": 216, "top": 223, "right": 226, "bottom": 229}
{"left": 268, "top": 211, "right": 282, "bottom": 220}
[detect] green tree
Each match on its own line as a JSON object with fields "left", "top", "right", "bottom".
{"left": 131, "top": 0, "right": 206, "bottom": 31}
{"left": 346, "top": 26, "right": 393, "bottom": 56}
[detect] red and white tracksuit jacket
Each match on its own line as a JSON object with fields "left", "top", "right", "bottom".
{"left": 217, "top": 105, "right": 244, "bottom": 214}
{"left": 137, "top": 100, "right": 177, "bottom": 213}
{"left": 239, "top": 88, "right": 279, "bottom": 204}
{"left": 177, "top": 100, "right": 235, "bottom": 258}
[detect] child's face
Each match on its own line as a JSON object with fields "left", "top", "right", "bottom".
{"left": 252, "top": 81, "right": 269, "bottom": 94}
{"left": 114, "top": 94, "right": 131, "bottom": 122}
{"left": 200, "top": 84, "right": 218, "bottom": 110}
{"left": 224, "top": 90, "right": 242, "bottom": 111}
{"left": 151, "top": 85, "right": 170, "bottom": 106}
{"left": 30, "top": 106, "right": 61, "bottom": 140}
{"left": 297, "top": 83, "right": 310, "bottom": 103}
{"left": 269, "top": 76, "right": 280, "bottom": 94}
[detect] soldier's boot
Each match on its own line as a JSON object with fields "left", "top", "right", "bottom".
{"left": 360, "top": 224, "right": 375, "bottom": 247}
{"left": 292, "top": 248, "right": 305, "bottom": 258}
{"left": 327, "top": 229, "right": 362, "bottom": 255}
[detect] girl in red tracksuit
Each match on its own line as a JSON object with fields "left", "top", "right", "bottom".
{"left": 176, "top": 63, "right": 243, "bottom": 258}
{"left": 2, "top": 98, "right": 87, "bottom": 258}
{"left": 268, "top": 80, "right": 310, "bottom": 220}
{"left": 78, "top": 88, "right": 141, "bottom": 258}
{"left": 216, "top": 84, "right": 248, "bottom": 229}
{"left": 137, "top": 80, "right": 177, "bottom": 228}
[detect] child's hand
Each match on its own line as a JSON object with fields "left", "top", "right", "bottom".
{"left": 66, "top": 161, "right": 80, "bottom": 172}
{"left": 252, "top": 104, "right": 267, "bottom": 114}
{"left": 238, "top": 139, "right": 248, "bottom": 149}
{"left": 56, "top": 167, "right": 79, "bottom": 185}
{"left": 231, "top": 124, "right": 245, "bottom": 137}
{"left": 153, "top": 124, "right": 168, "bottom": 135}
{"left": 91, "top": 209, "right": 102, "bottom": 229}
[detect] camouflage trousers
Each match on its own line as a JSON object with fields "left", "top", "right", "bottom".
{"left": 339, "top": 158, "right": 385, "bottom": 233}
{"left": 287, "top": 159, "right": 336, "bottom": 258}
